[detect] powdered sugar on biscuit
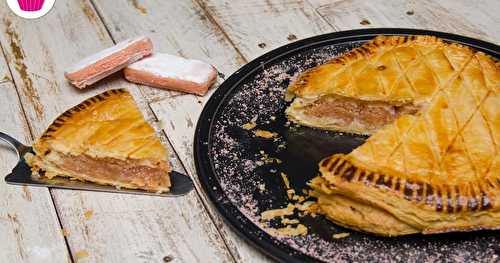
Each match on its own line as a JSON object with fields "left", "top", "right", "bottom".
{"left": 127, "top": 53, "right": 214, "bottom": 84}
{"left": 67, "top": 36, "right": 149, "bottom": 73}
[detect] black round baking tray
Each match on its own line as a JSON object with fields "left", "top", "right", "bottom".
{"left": 194, "top": 28, "right": 500, "bottom": 262}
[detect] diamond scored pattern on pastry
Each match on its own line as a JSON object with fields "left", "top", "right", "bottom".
{"left": 39, "top": 90, "right": 167, "bottom": 162}
{"left": 288, "top": 35, "right": 499, "bottom": 235}
{"left": 28, "top": 89, "right": 171, "bottom": 192}
{"left": 353, "top": 53, "right": 498, "bottom": 184}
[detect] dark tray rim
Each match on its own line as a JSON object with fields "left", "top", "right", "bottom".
{"left": 194, "top": 28, "right": 500, "bottom": 263}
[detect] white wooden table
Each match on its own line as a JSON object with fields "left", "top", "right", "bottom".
{"left": 0, "top": 0, "right": 498, "bottom": 262}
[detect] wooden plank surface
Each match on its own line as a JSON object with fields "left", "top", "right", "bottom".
{"left": 90, "top": 1, "right": 273, "bottom": 262}
{"left": 0, "top": 80, "right": 70, "bottom": 262}
{"left": 199, "top": 0, "right": 332, "bottom": 60}
{"left": 0, "top": 0, "right": 498, "bottom": 262}
{"left": 0, "top": 1, "right": 236, "bottom": 262}
{"left": 0, "top": 48, "right": 10, "bottom": 83}
{"left": 310, "top": 0, "right": 500, "bottom": 43}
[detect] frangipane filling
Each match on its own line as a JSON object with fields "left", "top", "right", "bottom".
{"left": 35, "top": 152, "right": 171, "bottom": 191}
{"left": 293, "top": 95, "right": 419, "bottom": 132}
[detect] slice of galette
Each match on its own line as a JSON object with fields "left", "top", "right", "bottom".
{"left": 26, "top": 89, "right": 171, "bottom": 193}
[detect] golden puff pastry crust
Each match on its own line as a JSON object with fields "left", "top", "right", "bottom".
{"left": 297, "top": 35, "right": 500, "bottom": 235}
{"left": 288, "top": 35, "right": 476, "bottom": 102}
{"left": 311, "top": 154, "right": 499, "bottom": 236}
{"left": 285, "top": 35, "right": 490, "bottom": 134}
{"left": 28, "top": 89, "right": 171, "bottom": 192}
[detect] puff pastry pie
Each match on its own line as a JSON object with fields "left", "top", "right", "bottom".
{"left": 287, "top": 35, "right": 500, "bottom": 235}
{"left": 26, "top": 89, "right": 171, "bottom": 192}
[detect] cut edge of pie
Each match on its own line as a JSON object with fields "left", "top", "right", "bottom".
{"left": 26, "top": 89, "right": 171, "bottom": 193}
{"left": 285, "top": 35, "right": 488, "bottom": 135}
{"left": 286, "top": 35, "right": 500, "bottom": 235}
{"left": 285, "top": 94, "right": 421, "bottom": 135}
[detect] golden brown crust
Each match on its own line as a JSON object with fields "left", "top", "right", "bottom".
{"left": 310, "top": 155, "right": 500, "bottom": 236}
{"left": 30, "top": 89, "right": 170, "bottom": 192}
{"left": 310, "top": 176, "right": 419, "bottom": 236}
{"left": 296, "top": 35, "right": 500, "bottom": 235}
{"left": 287, "top": 35, "right": 480, "bottom": 102}
{"left": 347, "top": 51, "right": 499, "bottom": 181}
{"left": 34, "top": 89, "right": 168, "bottom": 164}
{"left": 320, "top": 155, "right": 498, "bottom": 213}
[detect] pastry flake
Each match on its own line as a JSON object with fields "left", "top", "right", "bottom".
{"left": 27, "top": 89, "right": 171, "bottom": 193}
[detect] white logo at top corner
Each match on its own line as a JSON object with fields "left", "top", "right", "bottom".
{"left": 6, "top": 0, "right": 56, "bottom": 19}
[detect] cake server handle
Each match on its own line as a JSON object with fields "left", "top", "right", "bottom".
{"left": 0, "top": 132, "right": 31, "bottom": 159}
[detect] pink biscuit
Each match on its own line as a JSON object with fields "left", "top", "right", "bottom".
{"left": 65, "top": 36, "right": 153, "bottom": 89}
{"left": 124, "top": 53, "right": 217, "bottom": 96}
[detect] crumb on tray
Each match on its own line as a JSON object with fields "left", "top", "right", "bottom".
{"left": 281, "top": 218, "right": 300, "bottom": 225}
{"left": 269, "top": 224, "right": 308, "bottom": 236}
{"left": 242, "top": 116, "right": 258, "bottom": 130}
{"left": 332, "top": 232, "right": 350, "bottom": 239}
{"left": 259, "top": 151, "right": 282, "bottom": 164}
{"left": 280, "top": 172, "right": 290, "bottom": 189}
{"left": 253, "top": 129, "right": 278, "bottom": 138}
{"left": 261, "top": 203, "right": 295, "bottom": 221}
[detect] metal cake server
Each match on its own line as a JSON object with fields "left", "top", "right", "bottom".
{"left": 0, "top": 131, "right": 194, "bottom": 196}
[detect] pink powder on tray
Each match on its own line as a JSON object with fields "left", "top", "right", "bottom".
{"left": 18, "top": 0, "right": 45, "bottom": 11}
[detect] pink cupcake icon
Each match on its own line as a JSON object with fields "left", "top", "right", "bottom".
{"left": 18, "top": 0, "right": 45, "bottom": 11}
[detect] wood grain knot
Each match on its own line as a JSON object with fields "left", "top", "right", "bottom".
{"left": 163, "top": 255, "right": 174, "bottom": 262}
{"left": 360, "top": 19, "right": 371, "bottom": 25}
